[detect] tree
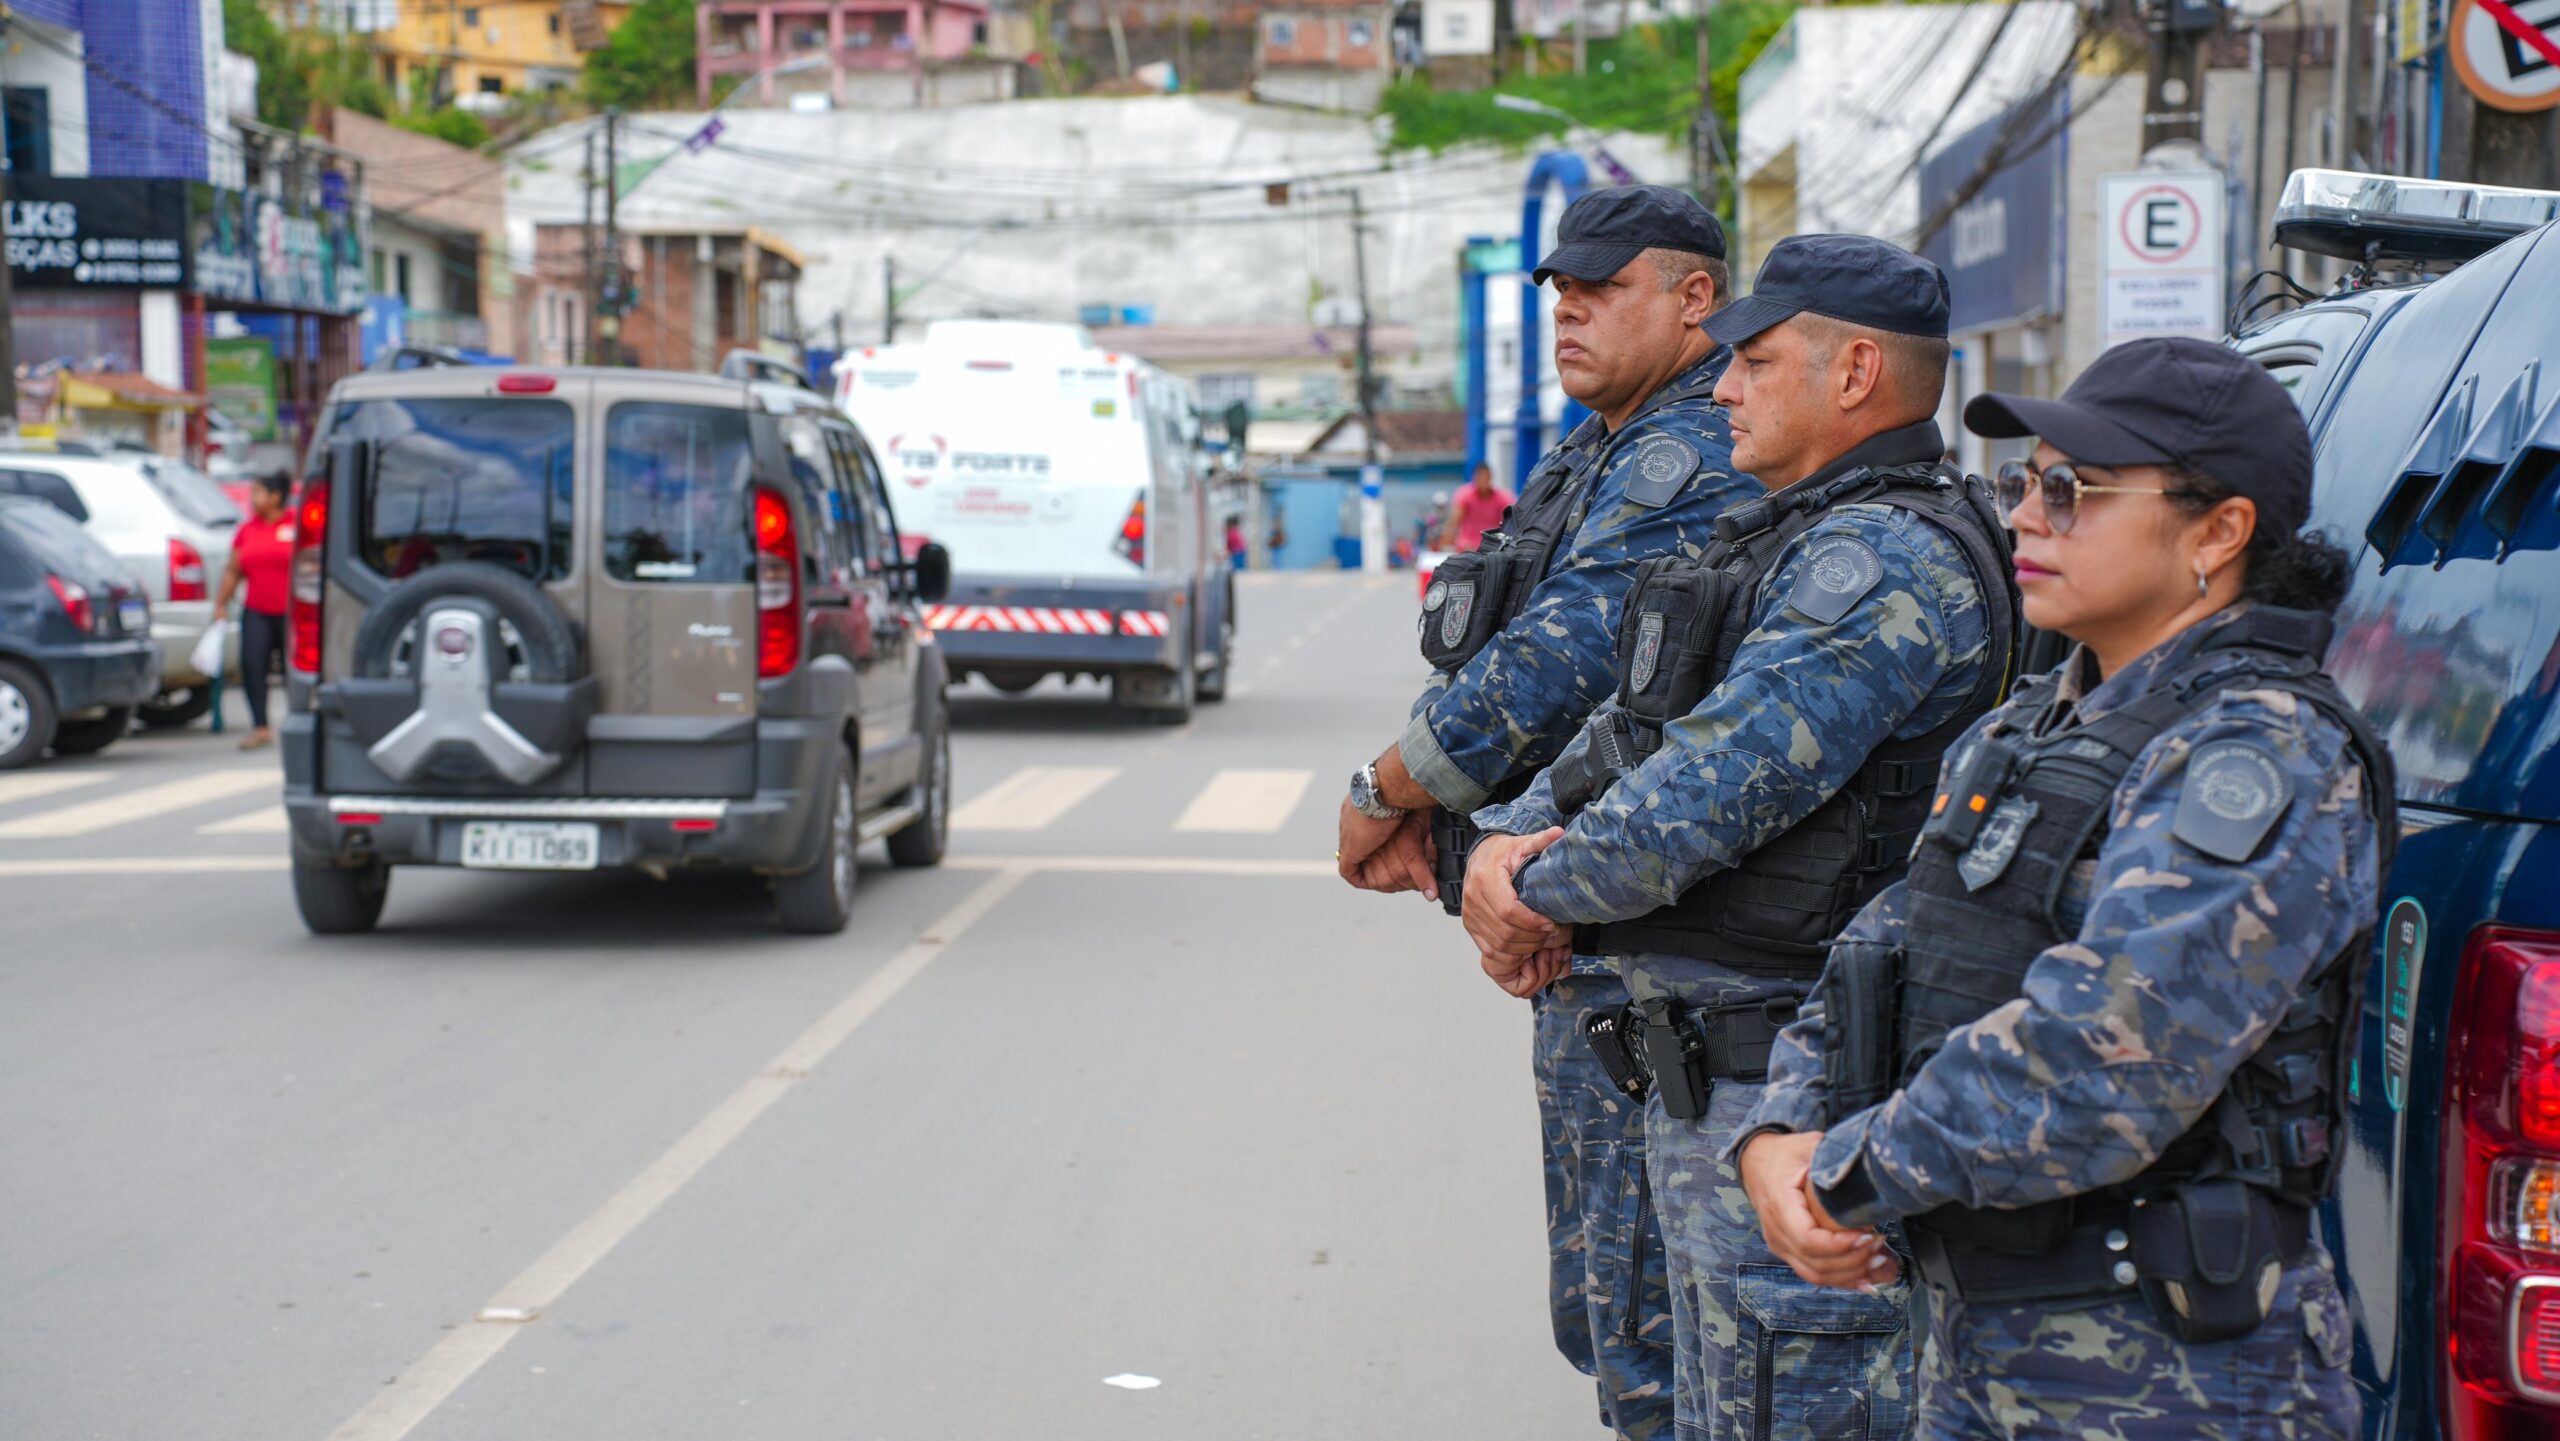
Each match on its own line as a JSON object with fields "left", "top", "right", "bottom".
{"left": 585, "top": 0, "right": 701, "bottom": 111}
{"left": 224, "top": 0, "right": 309, "bottom": 129}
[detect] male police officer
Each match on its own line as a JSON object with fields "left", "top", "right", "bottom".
{"left": 1334, "top": 185, "right": 1750, "bottom": 1440}
{"left": 1461, "top": 235, "right": 2019, "bottom": 1441}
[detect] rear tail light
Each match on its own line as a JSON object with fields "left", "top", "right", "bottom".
{"left": 495, "top": 373, "right": 556, "bottom": 394}
{"left": 2445, "top": 928, "right": 2560, "bottom": 1434}
{"left": 1114, "top": 493, "right": 1146, "bottom": 568}
{"left": 169, "top": 536, "right": 208, "bottom": 602}
{"left": 289, "top": 478, "right": 329, "bottom": 674}
{"left": 753, "top": 486, "right": 800, "bottom": 678}
{"left": 46, "top": 575, "right": 95, "bottom": 634}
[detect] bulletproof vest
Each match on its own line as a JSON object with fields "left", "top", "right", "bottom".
{"left": 1560, "top": 462, "right": 2019, "bottom": 977}
{"left": 1895, "top": 608, "right": 2399, "bottom": 1254}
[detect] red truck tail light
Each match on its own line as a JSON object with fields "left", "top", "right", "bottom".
{"left": 753, "top": 486, "right": 799, "bottom": 678}
{"left": 289, "top": 478, "right": 329, "bottom": 673}
{"left": 168, "top": 537, "right": 208, "bottom": 602}
{"left": 2445, "top": 928, "right": 2560, "bottom": 1435}
{"left": 1114, "top": 493, "right": 1146, "bottom": 568}
{"left": 46, "top": 575, "right": 94, "bottom": 634}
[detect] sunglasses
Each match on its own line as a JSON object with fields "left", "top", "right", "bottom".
{"left": 1993, "top": 459, "right": 2185, "bottom": 536}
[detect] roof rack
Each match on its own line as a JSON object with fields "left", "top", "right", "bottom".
{"left": 370, "top": 345, "right": 476, "bottom": 373}
{"left": 2272, "top": 168, "right": 2560, "bottom": 267}
{"left": 717, "top": 349, "right": 818, "bottom": 393}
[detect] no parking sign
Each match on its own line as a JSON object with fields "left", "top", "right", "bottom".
{"left": 2100, "top": 172, "right": 2227, "bottom": 351}
{"left": 2450, "top": 0, "right": 2560, "bottom": 112}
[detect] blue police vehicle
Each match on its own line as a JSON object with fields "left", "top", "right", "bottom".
{"left": 2228, "top": 169, "right": 2560, "bottom": 1439}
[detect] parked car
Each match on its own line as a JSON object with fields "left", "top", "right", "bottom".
{"left": 2224, "top": 170, "right": 2560, "bottom": 1440}
{"left": 0, "top": 450, "right": 241, "bottom": 728}
{"left": 281, "top": 350, "right": 954, "bottom": 936}
{"left": 0, "top": 496, "right": 159, "bottom": 768}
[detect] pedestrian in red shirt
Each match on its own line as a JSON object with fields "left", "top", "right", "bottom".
{"left": 213, "top": 472, "right": 295, "bottom": 750}
{"left": 1436, "top": 461, "right": 1516, "bottom": 552}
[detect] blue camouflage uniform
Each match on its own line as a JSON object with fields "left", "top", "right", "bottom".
{"left": 1737, "top": 605, "right": 2383, "bottom": 1439}
{"left": 1476, "top": 420, "right": 1991, "bottom": 1441}
{"left": 1401, "top": 347, "right": 1751, "bottom": 1439}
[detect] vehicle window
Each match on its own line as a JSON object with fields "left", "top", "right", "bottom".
{"left": 0, "top": 495, "right": 120, "bottom": 578}
{"left": 849, "top": 436, "right": 902, "bottom": 565}
{"left": 0, "top": 468, "right": 92, "bottom": 523}
{"left": 604, "top": 402, "right": 757, "bottom": 585}
{"left": 137, "top": 459, "right": 244, "bottom": 528}
{"left": 778, "top": 412, "right": 850, "bottom": 580}
{"left": 336, "top": 398, "right": 575, "bottom": 581}
{"left": 2240, "top": 309, "right": 2371, "bottom": 421}
{"left": 821, "top": 425, "right": 876, "bottom": 570}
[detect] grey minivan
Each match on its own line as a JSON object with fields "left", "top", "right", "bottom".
{"left": 282, "top": 351, "right": 953, "bottom": 935}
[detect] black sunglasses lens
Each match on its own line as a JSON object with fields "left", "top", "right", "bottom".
{"left": 1993, "top": 462, "right": 2030, "bottom": 517}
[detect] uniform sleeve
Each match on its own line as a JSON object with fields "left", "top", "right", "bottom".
{"left": 1808, "top": 691, "right": 2384, "bottom": 1228}
{"left": 1512, "top": 507, "right": 1974, "bottom": 924}
{"left": 1410, "top": 669, "right": 1450, "bottom": 721}
{"left": 1397, "top": 424, "right": 1741, "bottom": 812}
{"left": 1468, "top": 718, "right": 1591, "bottom": 836}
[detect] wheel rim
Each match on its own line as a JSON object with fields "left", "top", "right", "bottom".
{"left": 830, "top": 773, "right": 856, "bottom": 906}
{"left": 0, "top": 679, "right": 28, "bottom": 753}
{"left": 929, "top": 726, "right": 950, "bottom": 841}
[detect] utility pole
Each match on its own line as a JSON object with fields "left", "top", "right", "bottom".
{"left": 1691, "top": 0, "right": 1713, "bottom": 205}
{"left": 883, "top": 257, "right": 897, "bottom": 343}
{"left": 600, "top": 107, "right": 621, "bottom": 365}
{"left": 2142, "top": 0, "right": 2215, "bottom": 153}
{"left": 1347, "top": 189, "right": 1385, "bottom": 575}
{"left": 580, "top": 127, "right": 597, "bottom": 365}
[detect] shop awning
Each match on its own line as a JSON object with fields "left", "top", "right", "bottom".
{"left": 58, "top": 372, "right": 206, "bottom": 412}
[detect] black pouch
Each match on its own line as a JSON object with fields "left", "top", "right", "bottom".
{"left": 1419, "top": 547, "right": 1513, "bottom": 672}
{"left": 1637, "top": 998, "right": 1711, "bottom": 1121}
{"left": 2128, "top": 1181, "right": 2284, "bottom": 1344}
{"left": 1430, "top": 807, "right": 1479, "bottom": 917}
{"left": 1615, "top": 558, "right": 1738, "bottom": 733}
{"left": 1583, "top": 1003, "right": 1651, "bottom": 1101}
{"left": 1819, "top": 941, "right": 1904, "bottom": 1118}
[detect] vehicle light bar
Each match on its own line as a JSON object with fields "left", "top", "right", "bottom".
{"left": 2272, "top": 168, "right": 2560, "bottom": 265}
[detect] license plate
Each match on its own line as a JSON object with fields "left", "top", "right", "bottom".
{"left": 118, "top": 598, "right": 147, "bottom": 633}
{"left": 460, "top": 821, "right": 599, "bottom": 870}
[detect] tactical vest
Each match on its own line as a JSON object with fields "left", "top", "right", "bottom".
{"left": 1555, "top": 462, "right": 2018, "bottom": 977}
{"left": 1894, "top": 608, "right": 2398, "bottom": 1264}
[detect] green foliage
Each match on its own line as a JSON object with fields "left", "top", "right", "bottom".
{"left": 584, "top": 0, "right": 701, "bottom": 111}
{"left": 300, "top": 34, "right": 394, "bottom": 119}
{"left": 1379, "top": 9, "right": 1794, "bottom": 155}
{"left": 394, "top": 107, "right": 491, "bottom": 149}
{"left": 224, "top": 0, "right": 307, "bottom": 129}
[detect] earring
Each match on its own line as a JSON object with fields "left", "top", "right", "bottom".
{"left": 2196, "top": 565, "right": 2211, "bottom": 599}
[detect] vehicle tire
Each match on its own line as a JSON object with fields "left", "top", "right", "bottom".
{"left": 984, "top": 673, "right": 1041, "bottom": 695}
{"left": 137, "top": 686, "right": 216, "bottom": 729}
{"left": 48, "top": 707, "right": 132, "bottom": 755}
{"left": 352, "top": 561, "right": 582, "bottom": 682}
{"left": 1113, "top": 655, "right": 1193, "bottom": 726}
{"left": 294, "top": 858, "right": 390, "bottom": 935}
{"left": 1196, "top": 584, "right": 1236, "bottom": 704}
{"left": 0, "top": 661, "right": 54, "bottom": 770}
{"left": 776, "top": 746, "right": 858, "bottom": 934}
{"left": 886, "top": 690, "right": 949, "bottom": 869}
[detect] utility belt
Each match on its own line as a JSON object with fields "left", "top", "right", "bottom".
{"left": 1581, "top": 994, "right": 1799, "bottom": 1120}
{"left": 1905, "top": 1180, "right": 2313, "bottom": 1344}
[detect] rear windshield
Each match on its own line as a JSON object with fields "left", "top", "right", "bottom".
{"left": 136, "top": 459, "right": 243, "bottom": 529}
{"left": 604, "top": 402, "right": 756, "bottom": 585}
{"left": 334, "top": 397, "right": 575, "bottom": 581}
{"left": 0, "top": 496, "right": 123, "bottom": 583}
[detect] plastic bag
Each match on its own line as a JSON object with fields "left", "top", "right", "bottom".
{"left": 189, "top": 621, "right": 227, "bottom": 679}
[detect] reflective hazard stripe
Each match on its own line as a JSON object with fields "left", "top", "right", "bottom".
{"left": 921, "top": 605, "right": 1125, "bottom": 634}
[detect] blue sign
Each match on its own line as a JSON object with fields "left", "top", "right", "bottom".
{"left": 1919, "top": 95, "right": 2067, "bottom": 336}
{"left": 360, "top": 295, "right": 408, "bottom": 366}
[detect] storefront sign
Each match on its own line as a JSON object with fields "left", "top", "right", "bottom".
{"left": 190, "top": 185, "right": 369, "bottom": 315}
{"left": 4, "top": 176, "right": 190, "bottom": 290}
{"left": 1919, "top": 96, "right": 2066, "bottom": 337}
{"left": 2099, "top": 170, "right": 2227, "bottom": 351}
{"left": 205, "top": 337, "right": 280, "bottom": 441}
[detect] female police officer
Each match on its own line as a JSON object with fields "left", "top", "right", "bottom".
{"left": 1730, "top": 335, "right": 2392, "bottom": 1438}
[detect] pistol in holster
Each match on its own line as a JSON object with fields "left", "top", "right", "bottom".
{"left": 1625, "top": 994, "right": 1801, "bottom": 1121}
{"left": 1582, "top": 1003, "right": 1653, "bottom": 1101}
{"left": 1431, "top": 807, "right": 1479, "bottom": 917}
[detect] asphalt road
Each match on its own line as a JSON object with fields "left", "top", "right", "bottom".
{"left": 0, "top": 571, "right": 1601, "bottom": 1441}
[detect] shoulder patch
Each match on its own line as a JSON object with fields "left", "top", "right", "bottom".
{"left": 2171, "top": 739, "right": 2294, "bottom": 862}
{"left": 1622, "top": 434, "right": 1700, "bottom": 507}
{"left": 1785, "top": 534, "right": 1885, "bottom": 625}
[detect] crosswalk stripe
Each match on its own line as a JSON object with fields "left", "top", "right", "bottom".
{"left": 948, "top": 765, "right": 1120, "bottom": 832}
{"left": 198, "top": 804, "right": 288, "bottom": 835}
{"left": 0, "top": 770, "right": 113, "bottom": 809}
{"left": 1174, "top": 768, "right": 1314, "bottom": 834}
{"left": 0, "top": 768, "right": 276, "bottom": 840}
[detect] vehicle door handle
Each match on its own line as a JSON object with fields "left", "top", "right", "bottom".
{"left": 807, "top": 594, "right": 853, "bottom": 610}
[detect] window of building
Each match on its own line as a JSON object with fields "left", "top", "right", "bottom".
{"left": 1299, "top": 373, "right": 1340, "bottom": 408}
{"left": 548, "top": 14, "right": 560, "bottom": 33}
{"left": 1267, "top": 17, "right": 1297, "bottom": 46}
{"left": 370, "top": 248, "right": 387, "bottom": 294}
{"left": 462, "top": 6, "right": 480, "bottom": 24}
{"left": 3, "top": 88, "right": 50, "bottom": 175}
{"left": 393, "top": 252, "right": 413, "bottom": 302}
{"left": 1347, "top": 19, "right": 1374, "bottom": 47}
{"left": 478, "top": 76, "right": 504, "bottom": 94}
{"left": 715, "top": 272, "right": 740, "bottom": 340}
{"left": 1196, "top": 373, "right": 1257, "bottom": 412}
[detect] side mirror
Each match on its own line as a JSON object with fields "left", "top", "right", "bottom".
{"left": 913, "top": 541, "right": 951, "bottom": 604}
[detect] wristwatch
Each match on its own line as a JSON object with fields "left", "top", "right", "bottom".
{"left": 1347, "top": 761, "right": 1408, "bottom": 821}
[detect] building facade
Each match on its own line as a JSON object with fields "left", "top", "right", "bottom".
{"left": 371, "top": 0, "right": 631, "bottom": 106}
{"left": 696, "top": 0, "right": 998, "bottom": 108}
{"left": 528, "top": 223, "right": 803, "bottom": 372}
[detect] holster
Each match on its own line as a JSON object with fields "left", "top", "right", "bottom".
{"left": 1631, "top": 995, "right": 1800, "bottom": 1122}
{"left": 1430, "top": 807, "right": 1479, "bottom": 917}
{"left": 1818, "top": 940, "right": 1903, "bottom": 1120}
{"left": 1582, "top": 1003, "right": 1651, "bottom": 1101}
{"left": 1552, "top": 710, "right": 1654, "bottom": 817}
{"left": 2129, "top": 1180, "right": 2302, "bottom": 1344}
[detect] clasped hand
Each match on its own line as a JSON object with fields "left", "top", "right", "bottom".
{"left": 1739, "top": 1130, "right": 1902, "bottom": 1290}
{"left": 1462, "top": 828, "right": 1574, "bottom": 997}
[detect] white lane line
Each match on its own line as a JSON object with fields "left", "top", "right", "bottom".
{"left": 0, "top": 856, "right": 288, "bottom": 876}
{"left": 946, "top": 765, "right": 1120, "bottom": 832}
{"left": 950, "top": 854, "right": 1335, "bottom": 878}
{"left": 1174, "top": 768, "right": 1314, "bottom": 834}
{"left": 0, "top": 770, "right": 113, "bottom": 808}
{"left": 0, "top": 768, "right": 276, "bottom": 840}
{"left": 198, "top": 804, "right": 288, "bottom": 835}
{"left": 321, "top": 865, "right": 1034, "bottom": 1441}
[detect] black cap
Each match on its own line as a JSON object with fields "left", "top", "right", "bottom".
{"left": 1703, "top": 233, "right": 1951, "bottom": 345}
{"left": 1531, "top": 185, "right": 1727, "bottom": 286}
{"left": 1964, "top": 336, "right": 2313, "bottom": 534}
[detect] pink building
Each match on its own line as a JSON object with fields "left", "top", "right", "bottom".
{"left": 697, "top": 0, "right": 991, "bottom": 107}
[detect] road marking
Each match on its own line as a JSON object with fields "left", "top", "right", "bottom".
{"left": 0, "top": 770, "right": 112, "bottom": 809}
{"left": 199, "top": 804, "right": 288, "bottom": 835}
{"left": 320, "top": 865, "right": 1033, "bottom": 1441}
{"left": 0, "top": 856, "right": 288, "bottom": 876}
{"left": 950, "top": 853, "right": 1335, "bottom": 878}
{"left": 1174, "top": 768, "right": 1314, "bottom": 833}
{"left": 947, "top": 765, "right": 1119, "bottom": 831}
{"left": 0, "top": 768, "right": 276, "bottom": 839}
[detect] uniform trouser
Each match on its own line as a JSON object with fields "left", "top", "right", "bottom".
{"left": 1646, "top": 1074, "right": 1918, "bottom": 1441}
{"left": 1913, "top": 1249, "right": 2359, "bottom": 1440}
{"left": 1534, "top": 974, "right": 1677, "bottom": 1439}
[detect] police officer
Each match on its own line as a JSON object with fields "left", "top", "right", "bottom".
{"left": 1463, "top": 234, "right": 2021, "bottom": 1441}
{"left": 1334, "top": 184, "right": 1750, "bottom": 1440}
{"left": 1736, "top": 336, "right": 2391, "bottom": 1438}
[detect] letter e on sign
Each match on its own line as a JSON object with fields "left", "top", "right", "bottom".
{"left": 2121, "top": 185, "right": 2203, "bottom": 263}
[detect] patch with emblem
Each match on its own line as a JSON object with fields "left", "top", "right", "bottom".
{"left": 1423, "top": 579, "right": 1448, "bottom": 612}
{"left": 1438, "top": 580, "right": 1476, "bottom": 650}
{"left": 1629, "top": 611, "right": 1666, "bottom": 694}
{"left": 2171, "top": 740, "right": 2293, "bottom": 861}
{"left": 1786, "top": 535, "right": 1885, "bottom": 625}
{"left": 1958, "top": 796, "right": 2038, "bottom": 890}
{"left": 1622, "top": 435, "right": 1700, "bottom": 507}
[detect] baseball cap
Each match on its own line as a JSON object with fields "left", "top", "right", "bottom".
{"left": 1531, "top": 185, "right": 1728, "bottom": 286}
{"left": 1703, "top": 233, "right": 1951, "bottom": 345}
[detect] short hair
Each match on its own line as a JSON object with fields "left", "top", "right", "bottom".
{"left": 1646, "top": 247, "right": 1730, "bottom": 312}
{"left": 1789, "top": 313, "right": 1949, "bottom": 412}
{"left": 255, "top": 471, "right": 293, "bottom": 498}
